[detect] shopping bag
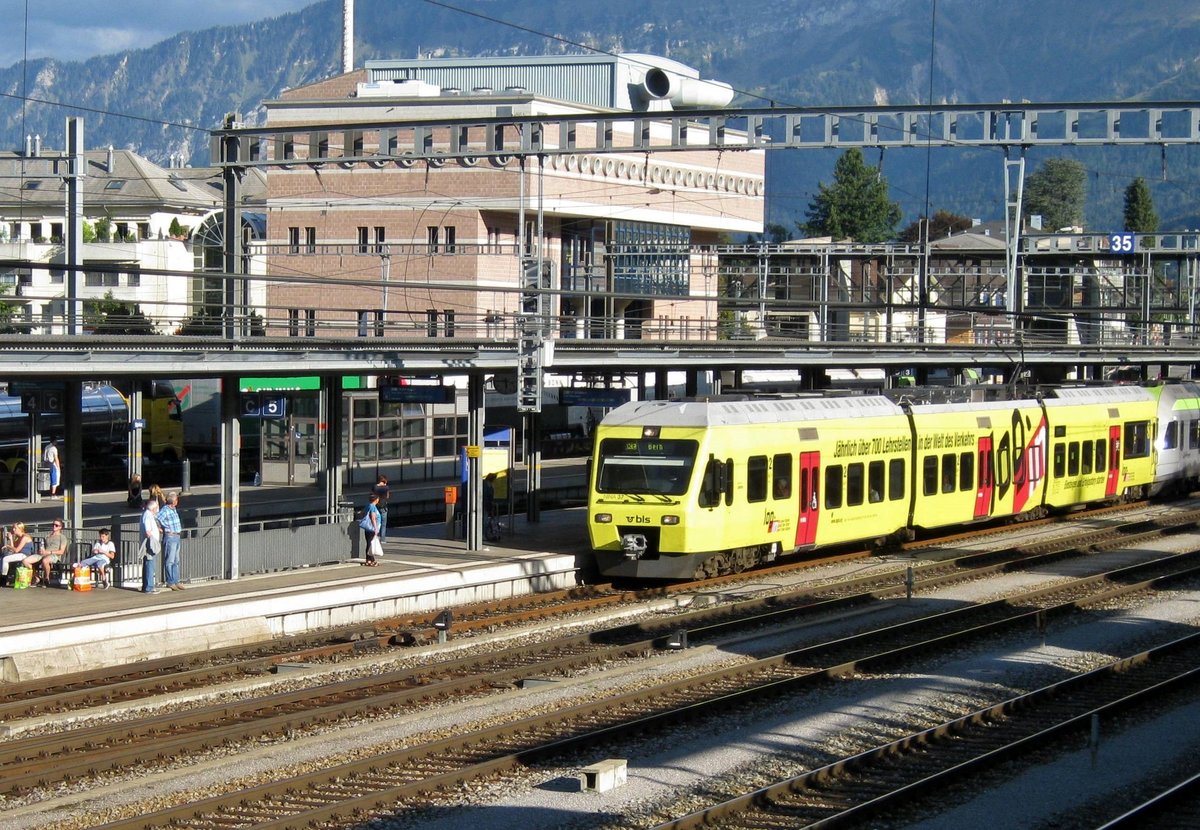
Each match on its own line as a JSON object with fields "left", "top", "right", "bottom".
{"left": 72, "top": 565, "right": 93, "bottom": 592}
{"left": 368, "top": 537, "right": 383, "bottom": 559}
{"left": 12, "top": 566, "right": 32, "bottom": 590}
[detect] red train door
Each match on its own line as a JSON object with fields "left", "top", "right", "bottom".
{"left": 796, "top": 451, "right": 820, "bottom": 546}
{"left": 1106, "top": 425, "right": 1121, "bottom": 497}
{"left": 975, "top": 436, "right": 993, "bottom": 518}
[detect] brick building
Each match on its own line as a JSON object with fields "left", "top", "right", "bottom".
{"left": 260, "top": 53, "right": 765, "bottom": 341}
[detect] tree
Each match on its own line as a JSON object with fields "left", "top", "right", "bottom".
{"left": 1024, "top": 158, "right": 1086, "bottom": 232}
{"left": 83, "top": 291, "right": 155, "bottom": 336}
{"left": 801, "top": 148, "right": 901, "bottom": 243}
{"left": 899, "top": 209, "right": 973, "bottom": 244}
{"left": 0, "top": 283, "right": 18, "bottom": 334}
{"left": 1123, "top": 177, "right": 1159, "bottom": 233}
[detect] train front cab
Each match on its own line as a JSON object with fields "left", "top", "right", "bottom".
{"left": 1041, "top": 386, "right": 1157, "bottom": 509}
{"left": 906, "top": 399, "right": 1048, "bottom": 534}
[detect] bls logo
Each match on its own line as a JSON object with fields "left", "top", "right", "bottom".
{"left": 623, "top": 515, "right": 651, "bottom": 524}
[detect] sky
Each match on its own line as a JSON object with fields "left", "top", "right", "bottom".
{"left": 0, "top": 0, "right": 318, "bottom": 69}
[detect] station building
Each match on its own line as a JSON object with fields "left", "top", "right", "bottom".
{"left": 259, "top": 53, "right": 765, "bottom": 341}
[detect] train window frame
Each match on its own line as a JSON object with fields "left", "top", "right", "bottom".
{"left": 747, "top": 455, "right": 768, "bottom": 503}
{"left": 888, "top": 458, "right": 905, "bottom": 501}
{"left": 1189, "top": 420, "right": 1200, "bottom": 450}
{"left": 824, "top": 464, "right": 843, "bottom": 509}
{"left": 724, "top": 459, "right": 734, "bottom": 506}
{"left": 923, "top": 456, "right": 938, "bottom": 496}
{"left": 1095, "top": 439, "right": 1106, "bottom": 473}
{"left": 1081, "top": 439, "right": 1093, "bottom": 475}
{"left": 846, "top": 462, "right": 864, "bottom": 506}
{"left": 772, "top": 453, "right": 792, "bottom": 500}
{"left": 959, "top": 451, "right": 973, "bottom": 491}
{"left": 1053, "top": 443, "right": 1065, "bottom": 478}
{"left": 868, "top": 460, "right": 884, "bottom": 503}
{"left": 1067, "top": 441, "right": 1080, "bottom": 476}
{"left": 941, "top": 453, "right": 957, "bottom": 494}
{"left": 1124, "top": 421, "right": 1151, "bottom": 459}
{"left": 1164, "top": 421, "right": 1178, "bottom": 450}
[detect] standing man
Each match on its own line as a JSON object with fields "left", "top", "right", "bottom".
{"left": 158, "top": 491, "right": 184, "bottom": 591}
{"left": 43, "top": 438, "right": 60, "bottom": 498}
{"left": 372, "top": 474, "right": 391, "bottom": 544}
{"left": 140, "top": 499, "right": 162, "bottom": 594}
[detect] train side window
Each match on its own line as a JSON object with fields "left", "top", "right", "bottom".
{"left": 747, "top": 455, "right": 768, "bottom": 503}
{"left": 1190, "top": 420, "right": 1200, "bottom": 450}
{"left": 868, "top": 460, "right": 884, "bottom": 503}
{"left": 800, "top": 468, "right": 810, "bottom": 511}
{"left": 1067, "top": 442, "right": 1080, "bottom": 476}
{"left": 959, "top": 451, "right": 973, "bottom": 491}
{"left": 1081, "top": 440, "right": 1093, "bottom": 474}
{"left": 888, "top": 458, "right": 905, "bottom": 500}
{"left": 824, "top": 465, "right": 843, "bottom": 509}
{"left": 1124, "top": 421, "right": 1151, "bottom": 459}
{"left": 772, "top": 453, "right": 792, "bottom": 499}
{"left": 1164, "top": 421, "right": 1178, "bottom": 450}
{"left": 923, "top": 456, "right": 938, "bottom": 496}
{"left": 847, "top": 463, "right": 864, "bottom": 506}
{"left": 1095, "top": 439, "right": 1106, "bottom": 472}
{"left": 941, "top": 453, "right": 956, "bottom": 493}
{"left": 1053, "top": 444, "right": 1065, "bottom": 477}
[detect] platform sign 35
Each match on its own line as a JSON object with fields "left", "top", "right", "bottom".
{"left": 1109, "top": 232, "right": 1136, "bottom": 253}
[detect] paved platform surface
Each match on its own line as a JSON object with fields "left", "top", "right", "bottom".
{"left": 0, "top": 508, "right": 591, "bottom": 683}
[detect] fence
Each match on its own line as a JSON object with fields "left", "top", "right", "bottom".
{"left": 114, "top": 505, "right": 355, "bottom": 588}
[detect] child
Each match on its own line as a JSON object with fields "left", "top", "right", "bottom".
{"left": 76, "top": 528, "right": 117, "bottom": 589}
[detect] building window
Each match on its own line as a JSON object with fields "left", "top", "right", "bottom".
{"left": 288, "top": 227, "right": 300, "bottom": 254}
{"left": 85, "top": 270, "right": 118, "bottom": 288}
{"left": 288, "top": 309, "right": 300, "bottom": 337}
{"left": 305, "top": 309, "right": 316, "bottom": 337}
{"left": 305, "top": 227, "right": 316, "bottom": 254}
{"left": 444, "top": 226, "right": 456, "bottom": 253}
{"left": 611, "top": 220, "right": 691, "bottom": 297}
{"left": 357, "top": 226, "right": 369, "bottom": 254}
{"left": 443, "top": 309, "right": 455, "bottom": 337}
{"left": 30, "top": 222, "right": 44, "bottom": 241}
{"left": 427, "top": 226, "right": 439, "bottom": 254}
{"left": 138, "top": 222, "right": 149, "bottom": 240}
{"left": 126, "top": 267, "right": 140, "bottom": 288}
{"left": 374, "top": 226, "right": 385, "bottom": 254}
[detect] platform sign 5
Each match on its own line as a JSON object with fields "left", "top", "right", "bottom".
{"left": 242, "top": 394, "right": 287, "bottom": 418}
{"left": 1109, "top": 232, "right": 1136, "bottom": 253}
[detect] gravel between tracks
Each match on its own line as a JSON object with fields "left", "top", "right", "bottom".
{"left": 2, "top": 532, "right": 1199, "bottom": 830}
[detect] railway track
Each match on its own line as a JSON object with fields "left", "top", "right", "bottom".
{"left": 651, "top": 631, "right": 1200, "bottom": 830}
{"left": 48, "top": 547, "right": 1200, "bottom": 828}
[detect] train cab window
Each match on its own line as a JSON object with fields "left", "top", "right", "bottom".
{"left": 1124, "top": 421, "right": 1151, "bottom": 459}
{"left": 747, "top": 455, "right": 768, "bottom": 503}
{"left": 868, "top": 460, "right": 885, "bottom": 503}
{"left": 1067, "top": 442, "right": 1080, "bottom": 476}
{"left": 941, "top": 453, "right": 957, "bottom": 493}
{"left": 1164, "top": 421, "right": 1178, "bottom": 450}
{"left": 1095, "top": 439, "right": 1107, "bottom": 473}
{"left": 1081, "top": 440, "right": 1093, "bottom": 474}
{"left": 888, "top": 458, "right": 905, "bottom": 501}
{"left": 824, "top": 465, "right": 843, "bottom": 509}
{"left": 923, "top": 456, "right": 938, "bottom": 496}
{"left": 847, "top": 463, "right": 864, "bottom": 506}
{"left": 1053, "top": 444, "right": 1065, "bottom": 477}
{"left": 772, "top": 454, "right": 792, "bottom": 500}
{"left": 959, "top": 451, "right": 973, "bottom": 491}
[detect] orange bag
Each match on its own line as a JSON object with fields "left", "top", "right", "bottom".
{"left": 71, "top": 564, "right": 92, "bottom": 592}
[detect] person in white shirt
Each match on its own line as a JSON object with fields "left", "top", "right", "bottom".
{"left": 76, "top": 528, "right": 117, "bottom": 588}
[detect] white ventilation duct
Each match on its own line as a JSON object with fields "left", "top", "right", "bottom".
{"left": 343, "top": 0, "right": 354, "bottom": 73}
{"left": 639, "top": 67, "right": 734, "bottom": 108}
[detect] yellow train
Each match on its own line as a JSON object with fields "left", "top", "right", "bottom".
{"left": 588, "top": 386, "right": 1158, "bottom": 579}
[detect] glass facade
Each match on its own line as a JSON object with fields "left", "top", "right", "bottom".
{"left": 611, "top": 221, "right": 690, "bottom": 296}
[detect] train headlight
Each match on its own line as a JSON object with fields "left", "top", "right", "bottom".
{"left": 594, "top": 513, "right": 613, "bottom": 523}
{"left": 661, "top": 515, "right": 680, "bottom": 525}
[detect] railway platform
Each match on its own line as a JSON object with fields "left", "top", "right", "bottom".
{"left": 0, "top": 507, "right": 589, "bottom": 684}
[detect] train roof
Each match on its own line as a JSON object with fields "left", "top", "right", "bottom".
{"left": 1040, "top": 384, "right": 1156, "bottom": 405}
{"left": 599, "top": 395, "right": 904, "bottom": 428}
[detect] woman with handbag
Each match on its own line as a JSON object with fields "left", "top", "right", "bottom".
{"left": 358, "top": 493, "right": 382, "bottom": 566}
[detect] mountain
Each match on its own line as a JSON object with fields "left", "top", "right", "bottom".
{"left": 2, "top": 0, "right": 1198, "bottom": 231}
